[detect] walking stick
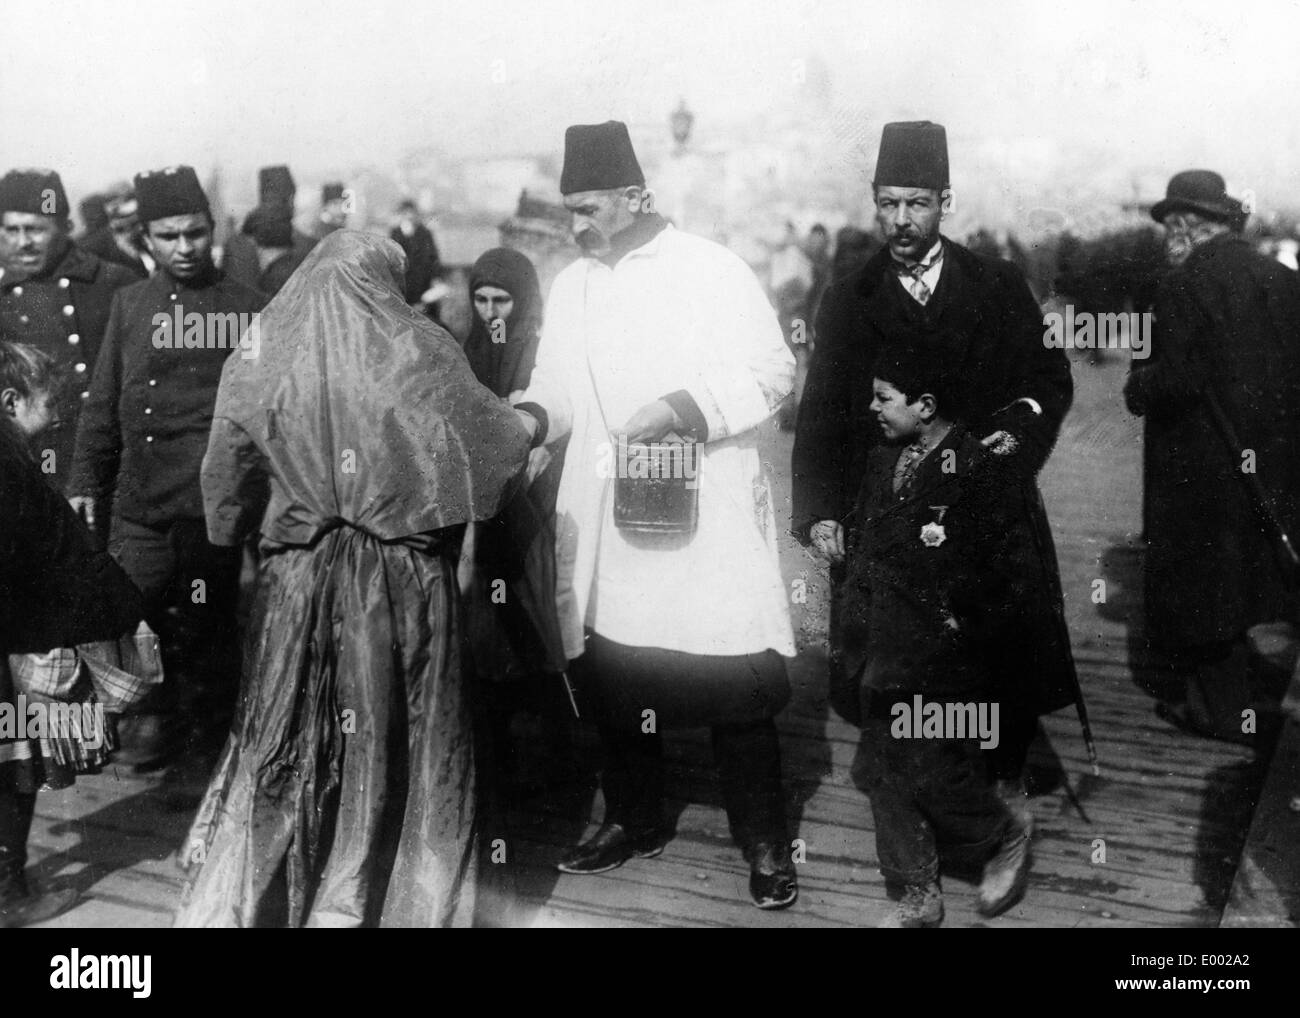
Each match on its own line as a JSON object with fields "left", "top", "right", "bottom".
{"left": 1203, "top": 388, "right": 1300, "bottom": 587}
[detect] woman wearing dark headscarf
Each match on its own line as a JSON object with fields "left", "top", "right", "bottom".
{"left": 173, "top": 231, "right": 530, "bottom": 928}
{"left": 459, "top": 250, "right": 572, "bottom": 792}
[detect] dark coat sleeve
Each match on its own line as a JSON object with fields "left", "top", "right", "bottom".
{"left": 68, "top": 288, "right": 127, "bottom": 500}
{"left": 0, "top": 437, "right": 143, "bottom": 653}
{"left": 1123, "top": 276, "right": 1207, "bottom": 418}
{"left": 984, "top": 262, "right": 1074, "bottom": 473}
{"left": 791, "top": 278, "right": 866, "bottom": 541}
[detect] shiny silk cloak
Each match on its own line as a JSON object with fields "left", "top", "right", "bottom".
{"left": 174, "top": 231, "right": 530, "bottom": 927}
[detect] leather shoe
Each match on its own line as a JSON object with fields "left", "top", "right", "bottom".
{"left": 746, "top": 841, "right": 798, "bottom": 910}
{"left": 0, "top": 882, "right": 80, "bottom": 928}
{"left": 976, "top": 826, "right": 1030, "bottom": 917}
{"left": 555, "top": 822, "right": 667, "bottom": 875}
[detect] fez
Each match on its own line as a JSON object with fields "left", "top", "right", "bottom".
{"left": 259, "top": 165, "right": 296, "bottom": 207}
{"left": 560, "top": 121, "right": 645, "bottom": 195}
{"left": 135, "top": 166, "right": 210, "bottom": 224}
{"left": 322, "top": 182, "right": 346, "bottom": 203}
{"left": 0, "top": 168, "right": 71, "bottom": 219}
{"left": 1150, "top": 169, "right": 1243, "bottom": 224}
{"left": 873, "top": 121, "right": 949, "bottom": 191}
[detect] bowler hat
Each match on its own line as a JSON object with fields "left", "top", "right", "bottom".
{"left": 1151, "top": 170, "right": 1242, "bottom": 224}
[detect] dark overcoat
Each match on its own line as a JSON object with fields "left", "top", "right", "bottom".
{"left": 793, "top": 237, "right": 1077, "bottom": 720}
{"left": 1124, "top": 234, "right": 1300, "bottom": 648}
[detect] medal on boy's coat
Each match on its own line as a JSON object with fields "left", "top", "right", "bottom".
{"left": 920, "top": 505, "right": 948, "bottom": 547}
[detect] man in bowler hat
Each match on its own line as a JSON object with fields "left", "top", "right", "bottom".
{"left": 1126, "top": 170, "right": 1300, "bottom": 743}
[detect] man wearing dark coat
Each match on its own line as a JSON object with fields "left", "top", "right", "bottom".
{"left": 0, "top": 169, "right": 139, "bottom": 492}
{"left": 792, "top": 122, "right": 1077, "bottom": 819}
{"left": 1125, "top": 170, "right": 1300, "bottom": 743}
{"left": 69, "top": 166, "right": 266, "bottom": 771}
{"left": 389, "top": 199, "right": 444, "bottom": 314}
{"left": 220, "top": 165, "right": 316, "bottom": 297}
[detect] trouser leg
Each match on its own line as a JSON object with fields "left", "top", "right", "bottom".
{"left": 713, "top": 718, "right": 788, "bottom": 850}
{"left": 1185, "top": 635, "right": 1253, "bottom": 738}
{"left": 168, "top": 520, "right": 242, "bottom": 752}
{"left": 598, "top": 726, "right": 663, "bottom": 832}
{"left": 986, "top": 711, "right": 1039, "bottom": 783}
{"left": 0, "top": 790, "right": 37, "bottom": 903}
{"left": 855, "top": 716, "right": 939, "bottom": 886}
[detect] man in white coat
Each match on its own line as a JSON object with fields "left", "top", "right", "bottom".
{"left": 513, "top": 121, "right": 799, "bottom": 909}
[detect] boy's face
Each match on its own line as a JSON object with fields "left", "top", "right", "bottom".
{"left": 870, "top": 377, "right": 925, "bottom": 443}
{"left": 2, "top": 385, "right": 59, "bottom": 439}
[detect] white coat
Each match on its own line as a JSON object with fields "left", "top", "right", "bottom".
{"left": 521, "top": 223, "right": 797, "bottom": 660}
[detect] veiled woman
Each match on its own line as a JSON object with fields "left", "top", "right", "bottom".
{"left": 174, "top": 231, "right": 530, "bottom": 927}
{"left": 458, "top": 250, "right": 571, "bottom": 789}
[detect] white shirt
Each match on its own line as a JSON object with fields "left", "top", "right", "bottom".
{"left": 891, "top": 238, "right": 945, "bottom": 304}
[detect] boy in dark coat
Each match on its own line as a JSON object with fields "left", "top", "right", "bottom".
{"left": 1, "top": 342, "right": 143, "bottom": 927}
{"left": 842, "top": 343, "right": 1033, "bottom": 927}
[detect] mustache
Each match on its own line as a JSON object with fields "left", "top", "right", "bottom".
{"left": 576, "top": 229, "right": 603, "bottom": 251}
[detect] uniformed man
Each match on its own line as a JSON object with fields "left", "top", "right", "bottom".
{"left": 793, "top": 122, "right": 1077, "bottom": 831}
{"left": 69, "top": 165, "right": 266, "bottom": 771}
{"left": 0, "top": 169, "right": 138, "bottom": 493}
{"left": 220, "top": 165, "right": 316, "bottom": 295}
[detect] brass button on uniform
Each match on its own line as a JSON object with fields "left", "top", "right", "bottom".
{"left": 68, "top": 333, "right": 80, "bottom": 345}
{"left": 62, "top": 304, "right": 74, "bottom": 317}
{"left": 19, "top": 314, "right": 29, "bottom": 324}
{"left": 58, "top": 278, "right": 70, "bottom": 289}
{"left": 73, "top": 362, "right": 86, "bottom": 373}
{"left": 145, "top": 435, "right": 154, "bottom": 443}
{"left": 144, "top": 407, "right": 152, "bottom": 415}
{"left": 12, "top": 286, "right": 22, "bottom": 296}
{"left": 148, "top": 379, "right": 157, "bottom": 386}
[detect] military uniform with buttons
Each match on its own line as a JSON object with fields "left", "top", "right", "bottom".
{"left": 0, "top": 172, "right": 138, "bottom": 493}
{"left": 68, "top": 165, "right": 266, "bottom": 770}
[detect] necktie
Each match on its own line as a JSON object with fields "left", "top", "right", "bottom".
{"left": 895, "top": 252, "right": 942, "bottom": 306}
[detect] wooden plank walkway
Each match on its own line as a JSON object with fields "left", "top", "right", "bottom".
{"left": 24, "top": 351, "right": 1279, "bottom": 927}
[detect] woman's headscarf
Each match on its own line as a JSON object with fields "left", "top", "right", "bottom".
{"left": 463, "top": 247, "right": 544, "bottom": 398}
{"left": 211, "top": 230, "right": 529, "bottom": 543}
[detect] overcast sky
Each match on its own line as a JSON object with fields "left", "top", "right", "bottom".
{"left": 4, "top": 0, "right": 1298, "bottom": 206}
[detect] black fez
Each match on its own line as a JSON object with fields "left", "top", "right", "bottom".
{"left": 873, "top": 121, "right": 949, "bottom": 191}
{"left": 321, "top": 182, "right": 346, "bottom": 203}
{"left": 0, "top": 169, "right": 71, "bottom": 219}
{"left": 1150, "top": 169, "right": 1242, "bottom": 224}
{"left": 135, "top": 166, "right": 210, "bottom": 224}
{"left": 259, "top": 165, "right": 296, "bottom": 206}
{"left": 560, "top": 121, "right": 645, "bottom": 195}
